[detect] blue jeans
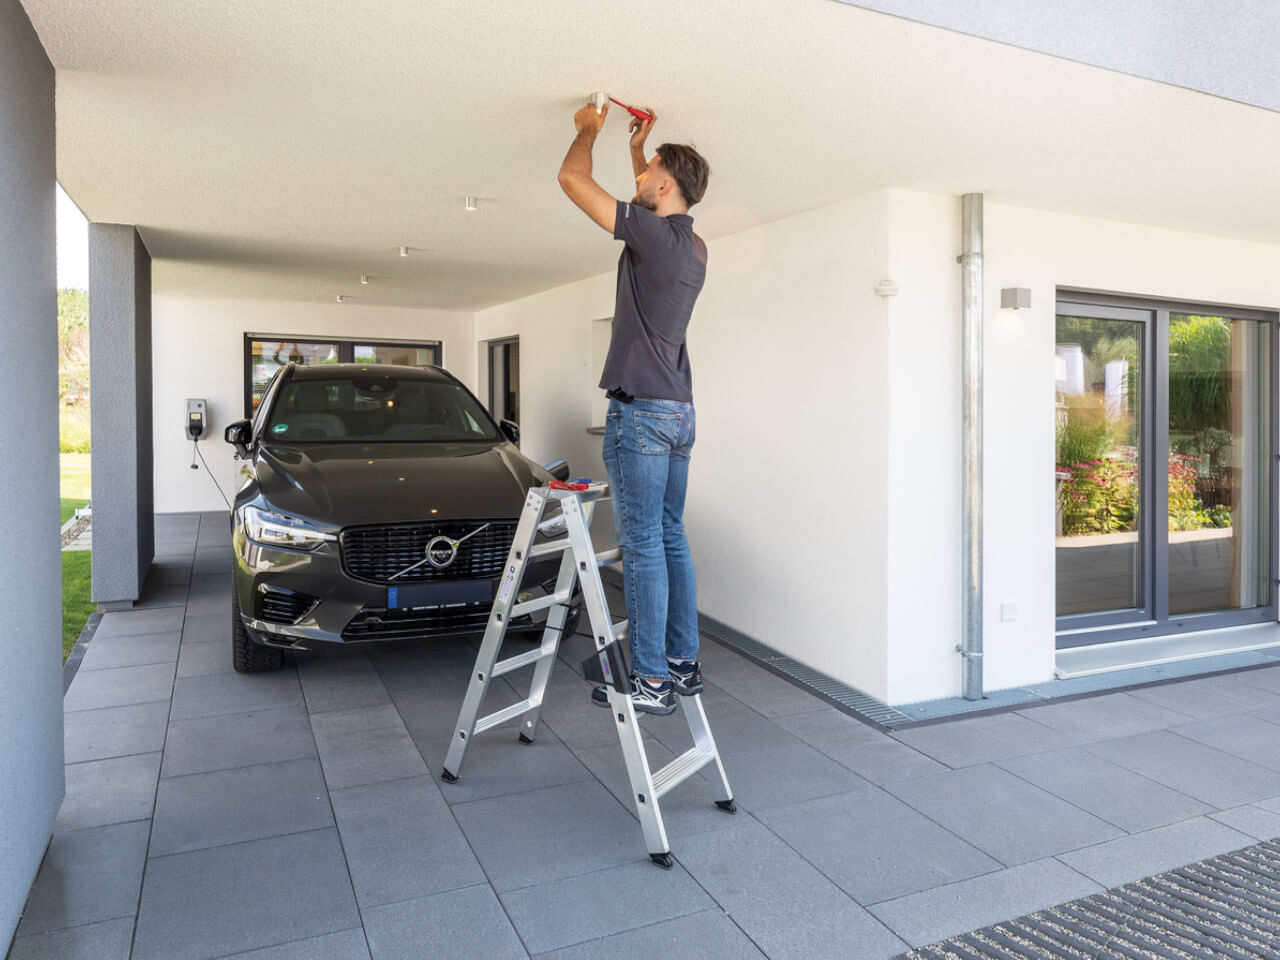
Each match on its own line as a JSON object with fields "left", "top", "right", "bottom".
{"left": 602, "top": 397, "right": 699, "bottom": 681}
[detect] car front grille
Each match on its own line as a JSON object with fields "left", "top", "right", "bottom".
{"left": 342, "top": 604, "right": 533, "bottom": 642}
{"left": 340, "top": 520, "right": 518, "bottom": 584}
{"left": 258, "top": 589, "right": 316, "bottom": 625}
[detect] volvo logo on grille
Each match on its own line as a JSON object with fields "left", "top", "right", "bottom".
{"left": 388, "top": 522, "right": 491, "bottom": 581}
{"left": 426, "top": 536, "right": 459, "bottom": 569}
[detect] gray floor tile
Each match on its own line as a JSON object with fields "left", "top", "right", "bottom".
{"left": 431, "top": 730, "right": 592, "bottom": 804}
{"left": 712, "top": 668, "right": 829, "bottom": 718}
{"left": 8, "top": 917, "right": 135, "bottom": 960}
{"left": 151, "top": 757, "right": 333, "bottom": 857}
{"left": 311, "top": 703, "right": 428, "bottom": 789}
{"left": 185, "top": 589, "right": 230, "bottom": 617}
{"left": 572, "top": 740, "right": 739, "bottom": 842}
{"left": 132, "top": 829, "right": 359, "bottom": 960}
{"left": 209, "top": 929, "right": 370, "bottom": 960}
{"left": 867, "top": 858, "right": 1103, "bottom": 947}
{"left": 452, "top": 780, "right": 644, "bottom": 892}
{"left": 162, "top": 706, "right": 317, "bottom": 778}
{"left": 676, "top": 819, "right": 908, "bottom": 960}
{"left": 718, "top": 735, "right": 871, "bottom": 812}
{"left": 149, "top": 562, "right": 194, "bottom": 586}
{"left": 997, "top": 747, "right": 1213, "bottom": 833}
{"left": 1127, "top": 673, "right": 1280, "bottom": 719}
{"left": 79, "top": 631, "right": 180, "bottom": 672}
{"left": 1171, "top": 713, "right": 1280, "bottom": 772}
{"left": 65, "top": 701, "right": 169, "bottom": 764}
{"left": 502, "top": 859, "right": 711, "bottom": 955}
{"left": 63, "top": 661, "right": 176, "bottom": 713}
{"left": 169, "top": 669, "right": 304, "bottom": 721}
{"left": 16, "top": 821, "right": 150, "bottom": 936}
{"left": 1015, "top": 691, "right": 1194, "bottom": 741}
{"left": 1233, "top": 663, "right": 1280, "bottom": 695}
{"left": 55, "top": 752, "right": 162, "bottom": 832}
{"left": 1056, "top": 816, "right": 1254, "bottom": 888}
{"left": 193, "top": 553, "right": 233, "bottom": 574}
{"left": 188, "top": 573, "right": 231, "bottom": 594}
{"left": 775, "top": 710, "right": 947, "bottom": 784}
{"left": 363, "top": 885, "right": 526, "bottom": 960}
{"left": 93, "top": 605, "right": 187, "bottom": 639}
{"left": 884, "top": 764, "right": 1123, "bottom": 866}
{"left": 532, "top": 908, "right": 765, "bottom": 960}
{"left": 754, "top": 786, "right": 1001, "bottom": 904}
{"left": 177, "top": 638, "right": 236, "bottom": 678}
{"left": 330, "top": 775, "right": 485, "bottom": 907}
{"left": 297, "top": 654, "right": 393, "bottom": 714}
{"left": 890, "top": 711, "right": 1081, "bottom": 768}
{"left": 1207, "top": 803, "right": 1280, "bottom": 841}
{"left": 1085, "top": 729, "right": 1280, "bottom": 808}
{"left": 135, "top": 583, "right": 191, "bottom": 609}
{"left": 641, "top": 685, "right": 801, "bottom": 756}
{"left": 182, "top": 612, "right": 230, "bottom": 645}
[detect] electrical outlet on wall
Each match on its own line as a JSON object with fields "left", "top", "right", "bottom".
{"left": 1000, "top": 602, "right": 1017, "bottom": 623}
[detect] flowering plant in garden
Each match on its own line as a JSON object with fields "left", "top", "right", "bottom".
{"left": 1168, "top": 453, "right": 1208, "bottom": 531}
{"left": 1058, "top": 453, "right": 1138, "bottom": 535}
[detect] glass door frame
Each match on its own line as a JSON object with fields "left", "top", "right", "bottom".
{"left": 1055, "top": 290, "right": 1280, "bottom": 649}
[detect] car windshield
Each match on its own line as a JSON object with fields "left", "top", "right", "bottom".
{"left": 265, "top": 376, "right": 501, "bottom": 443}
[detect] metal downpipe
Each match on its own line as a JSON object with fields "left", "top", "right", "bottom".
{"left": 959, "top": 193, "right": 984, "bottom": 700}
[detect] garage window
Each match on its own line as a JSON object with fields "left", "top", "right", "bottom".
{"left": 244, "top": 336, "right": 441, "bottom": 416}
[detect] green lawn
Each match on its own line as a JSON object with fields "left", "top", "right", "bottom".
{"left": 62, "top": 551, "right": 93, "bottom": 660}
{"left": 61, "top": 453, "right": 93, "bottom": 661}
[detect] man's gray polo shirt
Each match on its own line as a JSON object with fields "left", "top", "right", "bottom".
{"left": 598, "top": 199, "right": 707, "bottom": 402}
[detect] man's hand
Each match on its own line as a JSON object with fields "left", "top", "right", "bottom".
{"left": 628, "top": 108, "right": 655, "bottom": 150}
{"left": 574, "top": 102, "right": 608, "bottom": 136}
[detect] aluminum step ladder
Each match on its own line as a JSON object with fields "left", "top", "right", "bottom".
{"left": 439, "top": 482, "right": 735, "bottom": 868}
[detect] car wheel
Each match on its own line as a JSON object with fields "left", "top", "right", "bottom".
{"left": 232, "top": 584, "right": 284, "bottom": 673}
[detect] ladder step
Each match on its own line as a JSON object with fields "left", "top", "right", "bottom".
{"left": 491, "top": 646, "right": 556, "bottom": 678}
{"left": 529, "top": 538, "right": 569, "bottom": 559}
{"left": 652, "top": 746, "right": 715, "bottom": 799}
{"left": 595, "top": 548, "right": 622, "bottom": 566}
{"left": 473, "top": 698, "right": 536, "bottom": 734}
{"left": 510, "top": 589, "right": 571, "bottom": 618}
{"left": 613, "top": 619, "right": 628, "bottom": 640}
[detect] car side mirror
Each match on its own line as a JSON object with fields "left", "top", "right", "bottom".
{"left": 544, "top": 459, "right": 571, "bottom": 482}
{"left": 225, "top": 419, "right": 253, "bottom": 457}
{"left": 500, "top": 419, "right": 520, "bottom": 445}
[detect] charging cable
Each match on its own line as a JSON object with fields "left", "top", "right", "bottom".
{"left": 191, "top": 439, "right": 233, "bottom": 510}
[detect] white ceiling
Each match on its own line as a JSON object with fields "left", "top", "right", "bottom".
{"left": 22, "top": 0, "right": 1280, "bottom": 311}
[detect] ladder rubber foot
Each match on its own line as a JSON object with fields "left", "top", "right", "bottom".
{"left": 715, "top": 799, "right": 737, "bottom": 814}
{"left": 440, "top": 769, "right": 459, "bottom": 784}
{"left": 518, "top": 733, "right": 535, "bottom": 744}
{"left": 649, "top": 852, "right": 674, "bottom": 869}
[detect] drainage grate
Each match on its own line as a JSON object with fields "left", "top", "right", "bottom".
{"left": 898, "top": 839, "right": 1280, "bottom": 960}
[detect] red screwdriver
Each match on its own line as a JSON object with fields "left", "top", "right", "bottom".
{"left": 608, "top": 97, "right": 653, "bottom": 123}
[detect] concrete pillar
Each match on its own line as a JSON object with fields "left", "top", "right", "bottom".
{"left": 0, "top": 0, "right": 64, "bottom": 945}
{"left": 89, "top": 224, "right": 154, "bottom": 607}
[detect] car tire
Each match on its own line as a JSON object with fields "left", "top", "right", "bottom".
{"left": 232, "top": 584, "right": 284, "bottom": 673}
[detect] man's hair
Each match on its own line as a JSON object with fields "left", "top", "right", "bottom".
{"left": 655, "top": 143, "right": 711, "bottom": 208}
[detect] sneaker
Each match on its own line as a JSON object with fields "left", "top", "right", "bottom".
{"left": 667, "top": 658, "right": 703, "bottom": 696}
{"left": 591, "top": 675, "right": 677, "bottom": 716}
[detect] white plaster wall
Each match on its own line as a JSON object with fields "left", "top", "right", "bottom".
{"left": 879, "top": 193, "right": 1280, "bottom": 704}
{"left": 151, "top": 294, "right": 476, "bottom": 513}
{"left": 474, "top": 193, "right": 894, "bottom": 699}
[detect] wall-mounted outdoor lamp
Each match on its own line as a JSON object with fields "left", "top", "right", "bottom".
{"left": 1000, "top": 287, "right": 1031, "bottom": 310}
{"left": 875, "top": 279, "right": 899, "bottom": 298}
{"left": 465, "top": 195, "right": 478, "bottom": 212}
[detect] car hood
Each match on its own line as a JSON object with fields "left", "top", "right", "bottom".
{"left": 253, "top": 441, "right": 547, "bottom": 529}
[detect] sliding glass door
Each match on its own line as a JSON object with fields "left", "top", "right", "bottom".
{"left": 1056, "top": 296, "right": 1276, "bottom": 647}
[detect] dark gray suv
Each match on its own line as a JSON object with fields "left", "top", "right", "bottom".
{"left": 224, "top": 363, "right": 568, "bottom": 672}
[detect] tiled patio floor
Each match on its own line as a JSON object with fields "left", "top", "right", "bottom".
{"left": 11, "top": 511, "right": 1280, "bottom": 959}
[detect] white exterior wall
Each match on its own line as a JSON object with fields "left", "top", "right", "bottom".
{"left": 151, "top": 295, "right": 475, "bottom": 513}
{"left": 880, "top": 194, "right": 1280, "bottom": 704}
{"left": 475, "top": 193, "right": 894, "bottom": 699}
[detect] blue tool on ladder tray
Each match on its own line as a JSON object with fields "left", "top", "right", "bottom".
{"left": 438, "top": 481, "right": 735, "bottom": 868}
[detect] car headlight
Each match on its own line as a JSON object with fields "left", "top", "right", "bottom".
{"left": 240, "top": 505, "right": 337, "bottom": 551}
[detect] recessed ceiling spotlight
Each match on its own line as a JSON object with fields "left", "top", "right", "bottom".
{"left": 360, "top": 274, "right": 370, "bottom": 285}
{"left": 398, "top": 246, "right": 409, "bottom": 257}
{"left": 465, "top": 196, "right": 478, "bottom": 212}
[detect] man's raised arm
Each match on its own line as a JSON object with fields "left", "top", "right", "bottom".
{"left": 628, "top": 108, "right": 656, "bottom": 179}
{"left": 558, "top": 103, "right": 617, "bottom": 234}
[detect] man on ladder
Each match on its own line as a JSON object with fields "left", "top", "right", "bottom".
{"left": 557, "top": 99, "right": 712, "bottom": 716}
